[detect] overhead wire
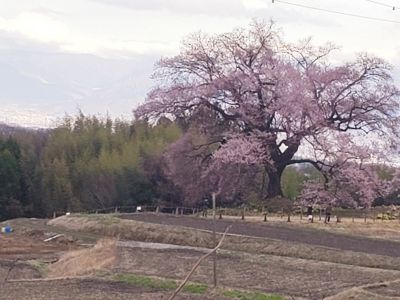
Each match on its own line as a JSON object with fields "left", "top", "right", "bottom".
{"left": 364, "top": 0, "right": 399, "bottom": 10}
{"left": 271, "top": 0, "right": 400, "bottom": 24}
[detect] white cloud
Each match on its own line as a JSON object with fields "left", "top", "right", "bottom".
{"left": 90, "top": 0, "right": 247, "bottom": 17}
{"left": 0, "top": 12, "right": 70, "bottom": 44}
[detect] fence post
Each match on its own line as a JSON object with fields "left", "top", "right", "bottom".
{"left": 241, "top": 206, "right": 245, "bottom": 220}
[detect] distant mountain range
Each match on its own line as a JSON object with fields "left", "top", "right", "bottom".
{"left": 0, "top": 49, "right": 157, "bottom": 127}
{"left": 0, "top": 122, "right": 31, "bottom": 135}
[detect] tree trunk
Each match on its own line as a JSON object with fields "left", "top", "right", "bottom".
{"left": 266, "top": 168, "right": 283, "bottom": 198}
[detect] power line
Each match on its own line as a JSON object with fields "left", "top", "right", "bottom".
{"left": 271, "top": 0, "right": 400, "bottom": 24}
{"left": 364, "top": 0, "right": 399, "bottom": 10}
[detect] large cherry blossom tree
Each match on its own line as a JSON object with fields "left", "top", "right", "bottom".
{"left": 135, "top": 21, "right": 400, "bottom": 202}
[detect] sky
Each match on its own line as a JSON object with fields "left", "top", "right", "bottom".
{"left": 0, "top": 0, "right": 399, "bottom": 127}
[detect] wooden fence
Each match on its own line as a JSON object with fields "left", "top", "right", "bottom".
{"left": 53, "top": 204, "right": 400, "bottom": 223}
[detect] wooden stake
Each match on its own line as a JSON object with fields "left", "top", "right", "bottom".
{"left": 167, "top": 225, "right": 231, "bottom": 300}
{"left": 212, "top": 192, "right": 217, "bottom": 287}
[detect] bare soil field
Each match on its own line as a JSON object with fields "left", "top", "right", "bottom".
{"left": 246, "top": 215, "right": 400, "bottom": 242}
{"left": 2, "top": 214, "right": 400, "bottom": 299}
{"left": 115, "top": 243, "right": 400, "bottom": 299}
{"left": 0, "top": 228, "right": 71, "bottom": 259}
{"left": 0, "top": 278, "right": 211, "bottom": 300}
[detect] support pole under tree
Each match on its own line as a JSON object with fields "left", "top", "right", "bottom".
{"left": 212, "top": 192, "right": 217, "bottom": 287}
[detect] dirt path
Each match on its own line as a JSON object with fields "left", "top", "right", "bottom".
{"left": 121, "top": 213, "right": 400, "bottom": 257}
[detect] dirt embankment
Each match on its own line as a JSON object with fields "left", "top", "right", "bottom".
{"left": 49, "top": 214, "right": 400, "bottom": 272}
{"left": 48, "top": 214, "right": 214, "bottom": 248}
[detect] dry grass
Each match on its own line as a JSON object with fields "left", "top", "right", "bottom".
{"left": 47, "top": 238, "right": 117, "bottom": 278}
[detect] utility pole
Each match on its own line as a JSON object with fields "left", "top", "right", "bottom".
{"left": 212, "top": 192, "right": 217, "bottom": 287}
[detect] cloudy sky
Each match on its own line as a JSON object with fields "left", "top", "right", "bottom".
{"left": 0, "top": 0, "right": 399, "bottom": 127}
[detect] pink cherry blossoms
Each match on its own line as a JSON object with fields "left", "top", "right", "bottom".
{"left": 135, "top": 21, "right": 400, "bottom": 204}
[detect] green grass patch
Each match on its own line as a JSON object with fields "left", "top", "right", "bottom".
{"left": 113, "top": 273, "right": 176, "bottom": 290}
{"left": 113, "top": 273, "right": 208, "bottom": 294}
{"left": 222, "top": 289, "right": 283, "bottom": 300}
{"left": 113, "top": 273, "right": 283, "bottom": 299}
{"left": 182, "top": 283, "right": 208, "bottom": 294}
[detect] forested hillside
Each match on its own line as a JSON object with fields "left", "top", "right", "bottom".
{"left": 0, "top": 114, "right": 182, "bottom": 220}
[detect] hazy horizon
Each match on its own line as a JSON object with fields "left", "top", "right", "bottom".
{"left": 1, "top": 0, "right": 399, "bottom": 127}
